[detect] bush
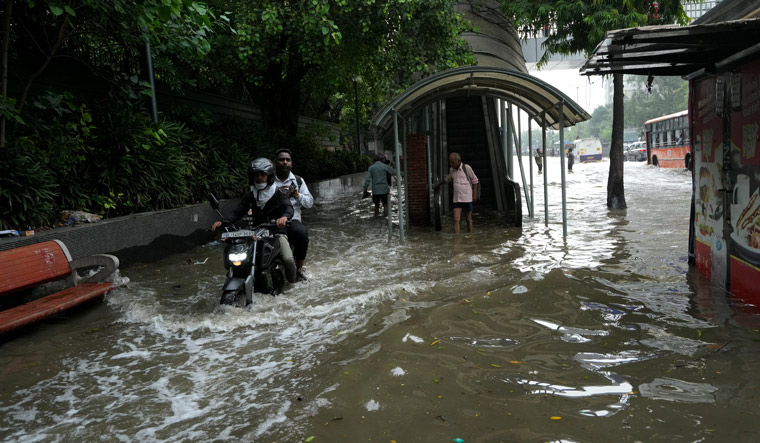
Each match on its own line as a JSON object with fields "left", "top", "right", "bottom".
{"left": 0, "top": 146, "right": 57, "bottom": 230}
{"left": 2, "top": 92, "right": 372, "bottom": 230}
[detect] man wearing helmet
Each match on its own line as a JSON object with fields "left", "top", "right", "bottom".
{"left": 273, "top": 148, "right": 313, "bottom": 280}
{"left": 211, "top": 158, "right": 293, "bottom": 232}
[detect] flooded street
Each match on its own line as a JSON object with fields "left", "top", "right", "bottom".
{"left": 2, "top": 157, "right": 760, "bottom": 442}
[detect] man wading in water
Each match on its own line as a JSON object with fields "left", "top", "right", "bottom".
{"left": 434, "top": 152, "right": 479, "bottom": 233}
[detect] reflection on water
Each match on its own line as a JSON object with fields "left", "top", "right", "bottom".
{"left": 2, "top": 159, "right": 760, "bottom": 442}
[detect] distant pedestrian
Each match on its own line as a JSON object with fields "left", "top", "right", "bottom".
{"left": 434, "top": 152, "right": 479, "bottom": 234}
{"left": 535, "top": 148, "right": 543, "bottom": 174}
{"left": 567, "top": 146, "right": 575, "bottom": 173}
{"left": 363, "top": 153, "right": 396, "bottom": 216}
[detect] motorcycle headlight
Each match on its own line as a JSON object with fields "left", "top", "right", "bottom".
{"left": 228, "top": 252, "right": 247, "bottom": 263}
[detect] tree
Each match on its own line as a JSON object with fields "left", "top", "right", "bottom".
{"left": 0, "top": 0, "right": 218, "bottom": 149}
{"left": 203, "top": 0, "right": 475, "bottom": 137}
{"left": 625, "top": 75, "right": 688, "bottom": 127}
{"left": 500, "top": 0, "right": 691, "bottom": 209}
{"left": 572, "top": 75, "right": 687, "bottom": 142}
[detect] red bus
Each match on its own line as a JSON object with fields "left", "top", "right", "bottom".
{"left": 644, "top": 110, "right": 692, "bottom": 168}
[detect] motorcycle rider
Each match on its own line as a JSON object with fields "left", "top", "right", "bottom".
{"left": 273, "top": 148, "right": 313, "bottom": 280}
{"left": 211, "top": 158, "right": 296, "bottom": 282}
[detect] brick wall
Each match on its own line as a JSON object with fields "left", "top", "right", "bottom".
{"left": 406, "top": 134, "right": 430, "bottom": 226}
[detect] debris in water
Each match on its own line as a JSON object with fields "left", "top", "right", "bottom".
{"left": 402, "top": 333, "right": 424, "bottom": 343}
{"left": 511, "top": 285, "right": 528, "bottom": 294}
{"left": 454, "top": 438, "right": 465, "bottom": 443}
{"left": 365, "top": 399, "right": 380, "bottom": 411}
{"left": 194, "top": 257, "right": 208, "bottom": 264}
{"left": 305, "top": 437, "right": 316, "bottom": 442}
{"left": 551, "top": 416, "right": 562, "bottom": 420}
{"left": 430, "top": 339, "right": 440, "bottom": 346}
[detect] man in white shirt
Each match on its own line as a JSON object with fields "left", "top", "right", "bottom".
{"left": 274, "top": 148, "right": 314, "bottom": 280}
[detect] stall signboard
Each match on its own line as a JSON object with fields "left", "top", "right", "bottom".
{"left": 727, "top": 58, "right": 760, "bottom": 302}
{"left": 692, "top": 57, "right": 760, "bottom": 304}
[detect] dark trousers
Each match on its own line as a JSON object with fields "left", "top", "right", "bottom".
{"left": 288, "top": 219, "right": 309, "bottom": 263}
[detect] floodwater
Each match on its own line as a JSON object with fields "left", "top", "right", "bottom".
{"left": 2, "top": 157, "right": 760, "bottom": 443}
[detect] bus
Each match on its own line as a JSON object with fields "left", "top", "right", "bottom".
{"left": 644, "top": 110, "right": 691, "bottom": 168}
{"left": 573, "top": 138, "right": 603, "bottom": 162}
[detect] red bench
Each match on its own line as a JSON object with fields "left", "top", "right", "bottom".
{"left": 0, "top": 240, "right": 119, "bottom": 335}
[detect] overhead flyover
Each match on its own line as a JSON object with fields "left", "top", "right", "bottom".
{"left": 370, "top": 66, "right": 591, "bottom": 239}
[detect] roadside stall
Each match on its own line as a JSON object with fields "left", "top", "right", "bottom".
{"left": 581, "top": 15, "right": 760, "bottom": 303}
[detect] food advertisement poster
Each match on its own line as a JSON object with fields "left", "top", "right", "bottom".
{"left": 729, "top": 58, "right": 760, "bottom": 301}
{"left": 693, "top": 75, "right": 727, "bottom": 285}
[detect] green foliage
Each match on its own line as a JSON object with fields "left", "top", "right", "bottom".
{"left": 8, "top": 91, "right": 98, "bottom": 214}
{"left": 574, "top": 75, "right": 688, "bottom": 141}
{"left": 501, "top": 0, "right": 692, "bottom": 67}
{"left": 91, "top": 110, "right": 192, "bottom": 216}
{"left": 0, "top": 148, "right": 57, "bottom": 230}
{"left": 4, "top": 0, "right": 220, "bottom": 114}
{"left": 202, "top": 0, "right": 474, "bottom": 134}
{"left": 625, "top": 75, "right": 689, "bottom": 127}
{"left": 0, "top": 97, "right": 24, "bottom": 125}
{"left": 1, "top": 0, "right": 454, "bottom": 230}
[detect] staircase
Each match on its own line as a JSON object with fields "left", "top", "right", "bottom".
{"left": 445, "top": 95, "right": 497, "bottom": 208}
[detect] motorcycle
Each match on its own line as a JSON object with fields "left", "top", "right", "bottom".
{"left": 209, "top": 194, "right": 297, "bottom": 307}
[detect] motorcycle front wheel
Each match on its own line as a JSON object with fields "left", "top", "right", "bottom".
{"left": 221, "top": 289, "right": 249, "bottom": 307}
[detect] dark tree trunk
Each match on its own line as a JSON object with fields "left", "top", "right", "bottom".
{"left": 260, "top": 79, "right": 301, "bottom": 137}
{"left": 258, "top": 55, "right": 305, "bottom": 138}
{"left": 607, "top": 73, "right": 626, "bottom": 209}
{"left": 1, "top": 0, "right": 13, "bottom": 149}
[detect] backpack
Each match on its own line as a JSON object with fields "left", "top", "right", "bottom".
{"left": 461, "top": 163, "right": 481, "bottom": 200}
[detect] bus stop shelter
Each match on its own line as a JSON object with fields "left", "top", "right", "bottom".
{"left": 370, "top": 66, "right": 590, "bottom": 239}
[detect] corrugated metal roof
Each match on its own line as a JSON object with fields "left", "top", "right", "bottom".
{"left": 370, "top": 66, "right": 591, "bottom": 132}
{"left": 580, "top": 19, "right": 760, "bottom": 78}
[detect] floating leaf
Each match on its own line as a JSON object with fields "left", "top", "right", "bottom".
{"left": 430, "top": 339, "right": 440, "bottom": 346}
{"left": 551, "top": 416, "right": 562, "bottom": 420}
{"left": 305, "top": 437, "right": 315, "bottom": 442}
{"left": 491, "top": 363, "right": 502, "bottom": 368}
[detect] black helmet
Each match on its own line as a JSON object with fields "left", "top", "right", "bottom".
{"left": 249, "top": 158, "right": 275, "bottom": 187}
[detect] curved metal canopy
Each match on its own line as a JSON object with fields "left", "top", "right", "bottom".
{"left": 371, "top": 66, "right": 591, "bottom": 132}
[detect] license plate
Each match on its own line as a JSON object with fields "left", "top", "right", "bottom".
{"left": 222, "top": 230, "right": 256, "bottom": 239}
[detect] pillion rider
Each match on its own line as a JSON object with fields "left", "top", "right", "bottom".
{"left": 273, "top": 148, "right": 313, "bottom": 280}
